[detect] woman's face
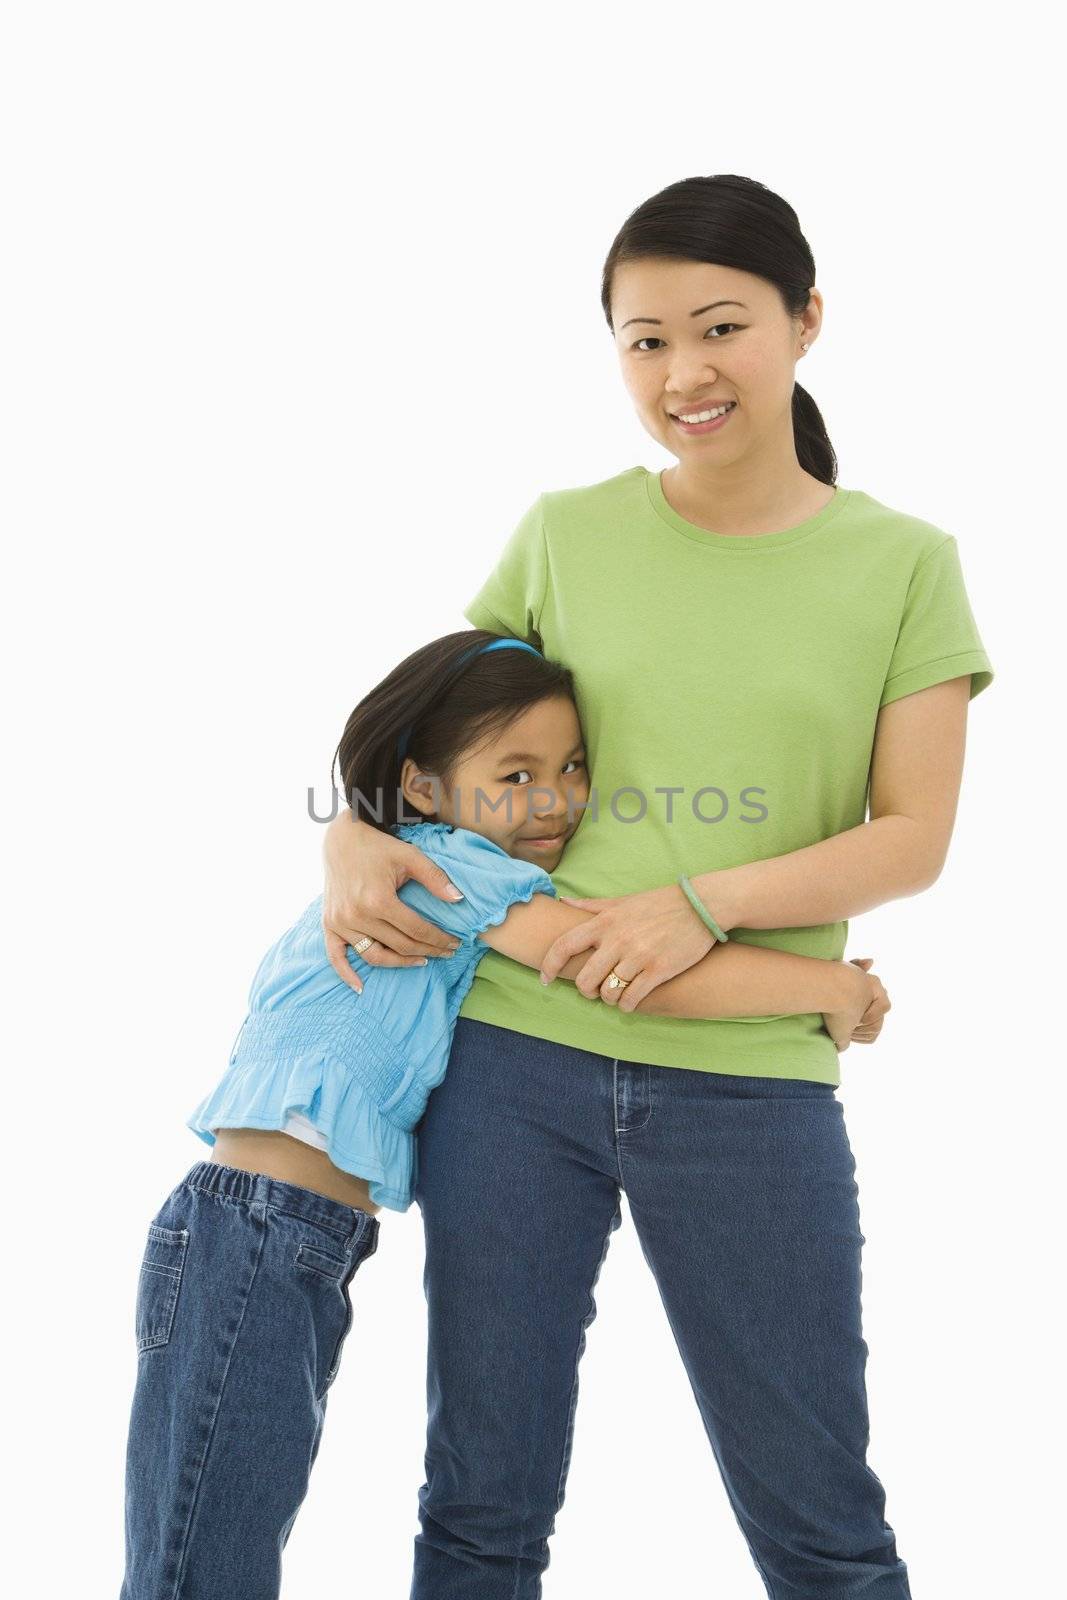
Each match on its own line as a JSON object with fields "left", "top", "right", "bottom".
{"left": 401, "top": 694, "right": 589, "bottom": 872}
{"left": 610, "top": 256, "right": 821, "bottom": 465}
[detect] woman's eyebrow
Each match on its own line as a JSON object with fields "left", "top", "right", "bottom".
{"left": 620, "top": 299, "right": 748, "bottom": 330}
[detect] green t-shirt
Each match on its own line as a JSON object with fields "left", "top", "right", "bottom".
{"left": 458, "top": 465, "right": 994, "bottom": 1084}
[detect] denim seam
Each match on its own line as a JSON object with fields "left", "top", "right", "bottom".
{"left": 169, "top": 1205, "right": 268, "bottom": 1599}
{"left": 612, "top": 1061, "right": 624, "bottom": 1187}
{"left": 553, "top": 1193, "right": 622, "bottom": 1520}
{"left": 622, "top": 1065, "right": 653, "bottom": 1136}
{"left": 612, "top": 1063, "right": 653, "bottom": 1184}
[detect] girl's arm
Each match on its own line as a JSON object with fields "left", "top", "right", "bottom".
{"left": 477, "top": 896, "right": 865, "bottom": 1018}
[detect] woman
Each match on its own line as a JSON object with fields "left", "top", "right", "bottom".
{"left": 323, "top": 174, "right": 993, "bottom": 1598}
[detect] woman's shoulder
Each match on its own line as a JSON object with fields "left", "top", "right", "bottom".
{"left": 838, "top": 486, "right": 963, "bottom": 564}
{"left": 536, "top": 464, "right": 649, "bottom": 517}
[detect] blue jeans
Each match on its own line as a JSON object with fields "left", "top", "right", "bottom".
{"left": 411, "top": 1018, "right": 911, "bottom": 1599}
{"left": 119, "top": 1160, "right": 379, "bottom": 1599}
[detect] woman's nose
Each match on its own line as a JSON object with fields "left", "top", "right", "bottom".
{"left": 667, "top": 362, "right": 720, "bottom": 395}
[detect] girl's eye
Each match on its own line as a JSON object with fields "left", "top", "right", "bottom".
{"left": 632, "top": 323, "right": 739, "bottom": 352}
{"left": 502, "top": 759, "right": 585, "bottom": 785}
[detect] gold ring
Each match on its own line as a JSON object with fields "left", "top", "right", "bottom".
{"left": 606, "top": 970, "right": 630, "bottom": 990}
{"left": 352, "top": 936, "right": 374, "bottom": 954}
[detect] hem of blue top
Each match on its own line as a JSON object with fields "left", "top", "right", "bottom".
{"left": 186, "top": 1012, "right": 420, "bottom": 1213}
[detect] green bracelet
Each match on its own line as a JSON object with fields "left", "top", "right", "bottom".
{"left": 678, "top": 875, "right": 729, "bottom": 943}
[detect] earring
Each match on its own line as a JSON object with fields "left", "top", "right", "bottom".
{"left": 801, "top": 341, "right": 809, "bottom": 351}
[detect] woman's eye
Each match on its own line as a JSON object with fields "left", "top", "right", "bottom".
{"left": 632, "top": 323, "right": 738, "bottom": 352}
{"left": 562, "top": 759, "right": 585, "bottom": 774}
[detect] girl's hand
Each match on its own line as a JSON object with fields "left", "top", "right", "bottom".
{"left": 322, "top": 811, "right": 464, "bottom": 993}
{"left": 540, "top": 884, "right": 716, "bottom": 1011}
{"left": 821, "top": 957, "right": 892, "bottom": 1052}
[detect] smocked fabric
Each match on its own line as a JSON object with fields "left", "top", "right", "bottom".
{"left": 187, "top": 822, "right": 556, "bottom": 1211}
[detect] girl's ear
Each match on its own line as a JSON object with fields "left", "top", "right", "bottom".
{"left": 400, "top": 761, "right": 443, "bottom": 819}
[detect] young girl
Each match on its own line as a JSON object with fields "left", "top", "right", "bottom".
{"left": 119, "top": 629, "right": 889, "bottom": 1599}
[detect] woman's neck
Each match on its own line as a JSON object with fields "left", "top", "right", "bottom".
{"left": 661, "top": 459, "right": 833, "bottom": 539}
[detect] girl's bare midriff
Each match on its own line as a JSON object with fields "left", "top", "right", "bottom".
{"left": 210, "top": 1128, "right": 382, "bottom": 1215}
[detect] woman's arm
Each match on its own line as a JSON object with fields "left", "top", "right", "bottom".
{"left": 321, "top": 680, "right": 968, "bottom": 1003}
{"left": 537, "top": 678, "right": 972, "bottom": 1010}
{"left": 322, "top": 810, "right": 468, "bottom": 991}
{"left": 477, "top": 896, "right": 867, "bottom": 1019}
{"left": 694, "top": 677, "right": 971, "bottom": 931}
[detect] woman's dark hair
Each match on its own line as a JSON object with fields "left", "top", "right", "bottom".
{"left": 331, "top": 630, "right": 577, "bottom": 832}
{"left": 600, "top": 174, "right": 837, "bottom": 485}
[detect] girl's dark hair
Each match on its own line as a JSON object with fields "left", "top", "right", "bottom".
{"left": 600, "top": 174, "right": 837, "bottom": 486}
{"left": 331, "top": 630, "right": 577, "bottom": 832}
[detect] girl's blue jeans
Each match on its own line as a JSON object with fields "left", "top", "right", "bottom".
{"left": 119, "top": 1160, "right": 379, "bottom": 1599}
{"left": 410, "top": 1017, "right": 912, "bottom": 1599}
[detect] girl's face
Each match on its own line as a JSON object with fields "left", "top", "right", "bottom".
{"left": 400, "top": 695, "right": 589, "bottom": 872}
{"left": 610, "top": 256, "right": 821, "bottom": 467}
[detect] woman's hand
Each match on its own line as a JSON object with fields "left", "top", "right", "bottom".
{"left": 540, "top": 884, "right": 716, "bottom": 1011}
{"left": 322, "top": 811, "right": 464, "bottom": 994}
{"left": 821, "top": 957, "right": 892, "bottom": 1052}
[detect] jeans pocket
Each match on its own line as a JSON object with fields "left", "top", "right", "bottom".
{"left": 135, "top": 1223, "right": 189, "bottom": 1353}
{"left": 294, "top": 1241, "right": 349, "bottom": 1281}
{"left": 295, "top": 1242, "right": 359, "bottom": 1398}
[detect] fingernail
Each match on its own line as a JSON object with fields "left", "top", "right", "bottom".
{"left": 445, "top": 884, "right": 464, "bottom": 899}
{"left": 539, "top": 973, "right": 548, "bottom": 985}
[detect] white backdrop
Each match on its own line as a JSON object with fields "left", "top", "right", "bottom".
{"left": 3, "top": 4, "right": 1060, "bottom": 1596}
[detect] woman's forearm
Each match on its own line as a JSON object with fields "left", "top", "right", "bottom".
{"left": 692, "top": 815, "right": 941, "bottom": 932}
{"left": 480, "top": 897, "right": 857, "bottom": 1018}
{"left": 324, "top": 804, "right": 373, "bottom": 862}
{"left": 632, "top": 941, "right": 857, "bottom": 1019}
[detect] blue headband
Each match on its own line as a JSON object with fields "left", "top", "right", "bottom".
{"left": 395, "top": 637, "right": 544, "bottom": 762}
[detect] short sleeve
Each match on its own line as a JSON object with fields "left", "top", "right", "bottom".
{"left": 396, "top": 828, "right": 557, "bottom": 947}
{"left": 462, "top": 496, "right": 547, "bottom": 646}
{"left": 879, "top": 535, "right": 994, "bottom": 709}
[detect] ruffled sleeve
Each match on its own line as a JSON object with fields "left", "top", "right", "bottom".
{"left": 395, "top": 826, "right": 557, "bottom": 947}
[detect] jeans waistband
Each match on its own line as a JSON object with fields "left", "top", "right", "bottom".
{"left": 180, "top": 1159, "right": 378, "bottom": 1247}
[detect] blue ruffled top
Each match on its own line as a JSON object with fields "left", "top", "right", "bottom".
{"left": 186, "top": 822, "right": 556, "bottom": 1211}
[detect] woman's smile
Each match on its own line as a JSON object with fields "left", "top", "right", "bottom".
{"left": 670, "top": 400, "right": 738, "bottom": 436}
